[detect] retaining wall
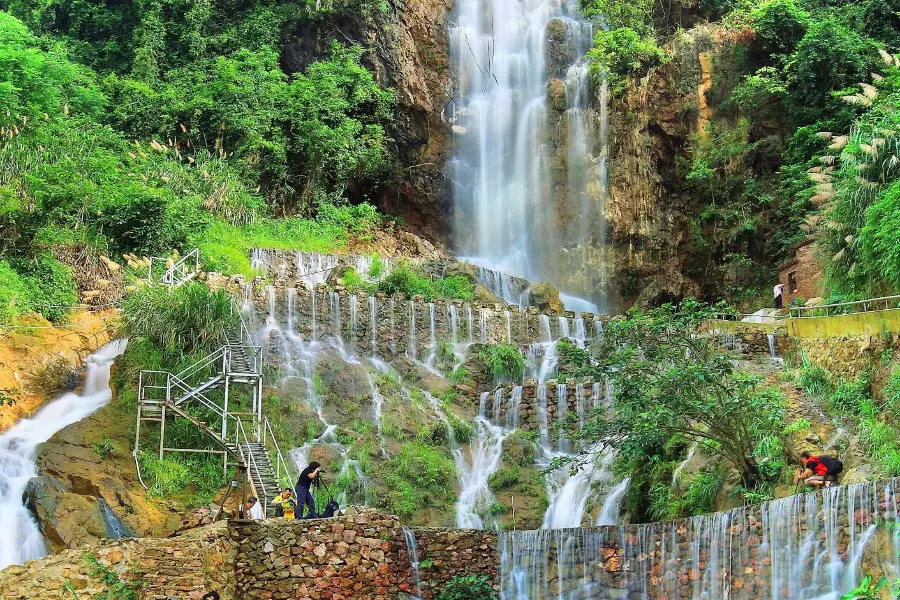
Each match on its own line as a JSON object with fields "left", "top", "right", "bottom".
{"left": 3, "top": 484, "right": 900, "bottom": 600}
{"left": 208, "top": 275, "right": 605, "bottom": 360}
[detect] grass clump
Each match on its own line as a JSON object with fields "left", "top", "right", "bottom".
{"left": 138, "top": 452, "right": 226, "bottom": 506}
{"left": 377, "top": 440, "right": 456, "bottom": 519}
{"left": 344, "top": 261, "right": 475, "bottom": 302}
{"left": 121, "top": 282, "right": 236, "bottom": 355}
{"left": 479, "top": 344, "right": 525, "bottom": 382}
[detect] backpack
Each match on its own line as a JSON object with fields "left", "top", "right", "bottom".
{"left": 322, "top": 499, "right": 340, "bottom": 518}
{"left": 819, "top": 455, "right": 844, "bottom": 475}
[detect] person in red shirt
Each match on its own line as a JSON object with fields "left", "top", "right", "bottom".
{"left": 795, "top": 451, "right": 842, "bottom": 488}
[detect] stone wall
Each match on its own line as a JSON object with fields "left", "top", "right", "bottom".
{"left": 5, "top": 482, "right": 900, "bottom": 600}
{"left": 409, "top": 528, "right": 498, "bottom": 599}
{"left": 485, "top": 381, "right": 607, "bottom": 441}
{"left": 230, "top": 511, "right": 406, "bottom": 600}
{"left": 210, "top": 275, "right": 604, "bottom": 361}
{"left": 0, "top": 523, "right": 232, "bottom": 600}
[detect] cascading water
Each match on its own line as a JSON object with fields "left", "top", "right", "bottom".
{"left": 450, "top": 0, "right": 608, "bottom": 312}
{"left": 0, "top": 340, "right": 127, "bottom": 570}
{"left": 501, "top": 479, "right": 900, "bottom": 599}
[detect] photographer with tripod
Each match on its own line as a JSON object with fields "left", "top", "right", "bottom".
{"left": 295, "top": 461, "right": 322, "bottom": 519}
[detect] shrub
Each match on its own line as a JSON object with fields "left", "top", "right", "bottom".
{"left": 0, "top": 260, "right": 31, "bottom": 323}
{"left": 751, "top": 0, "right": 810, "bottom": 54}
{"left": 478, "top": 345, "right": 525, "bottom": 382}
{"left": 435, "top": 575, "right": 497, "bottom": 600}
{"left": 587, "top": 27, "right": 667, "bottom": 93}
{"left": 121, "top": 282, "right": 236, "bottom": 355}
{"left": 487, "top": 466, "right": 521, "bottom": 491}
{"left": 797, "top": 363, "right": 832, "bottom": 398}
{"left": 19, "top": 253, "right": 78, "bottom": 322}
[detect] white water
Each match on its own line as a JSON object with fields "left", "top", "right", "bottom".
{"left": 0, "top": 340, "right": 127, "bottom": 570}
{"left": 403, "top": 526, "right": 424, "bottom": 600}
{"left": 501, "top": 479, "right": 900, "bottom": 599}
{"left": 450, "top": 0, "right": 607, "bottom": 312}
{"left": 455, "top": 391, "right": 513, "bottom": 529}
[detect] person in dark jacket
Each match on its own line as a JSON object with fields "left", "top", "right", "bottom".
{"left": 295, "top": 461, "right": 322, "bottom": 519}
{"left": 795, "top": 451, "right": 843, "bottom": 488}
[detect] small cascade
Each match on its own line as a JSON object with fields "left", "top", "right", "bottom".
{"left": 328, "top": 292, "right": 354, "bottom": 362}
{"left": 407, "top": 301, "right": 417, "bottom": 360}
{"left": 825, "top": 427, "right": 847, "bottom": 451}
{"left": 472, "top": 265, "right": 531, "bottom": 306}
{"left": 591, "top": 382, "right": 602, "bottom": 410}
{"left": 424, "top": 303, "right": 437, "bottom": 367}
{"left": 558, "top": 316, "right": 570, "bottom": 340}
{"left": 504, "top": 311, "right": 512, "bottom": 344}
{"left": 365, "top": 368, "right": 388, "bottom": 457}
{"left": 310, "top": 288, "right": 318, "bottom": 340}
{"left": 402, "top": 527, "right": 424, "bottom": 600}
{"left": 594, "top": 318, "right": 603, "bottom": 339}
{"left": 480, "top": 308, "right": 488, "bottom": 344}
{"left": 296, "top": 252, "right": 339, "bottom": 288}
{"left": 671, "top": 443, "right": 698, "bottom": 489}
{"left": 389, "top": 298, "right": 396, "bottom": 356}
{"left": 99, "top": 497, "right": 132, "bottom": 539}
{"left": 535, "top": 315, "right": 559, "bottom": 383}
{"left": 536, "top": 385, "right": 550, "bottom": 449}
{"left": 266, "top": 285, "right": 276, "bottom": 324}
{"left": 0, "top": 340, "right": 127, "bottom": 570}
{"left": 348, "top": 294, "right": 358, "bottom": 351}
{"left": 595, "top": 477, "right": 629, "bottom": 526}
{"left": 466, "top": 306, "right": 474, "bottom": 344}
{"left": 456, "top": 391, "right": 511, "bottom": 529}
{"left": 573, "top": 318, "right": 586, "bottom": 349}
{"left": 369, "top": 296, "right": 378, "bottom": 356}
{"left": 241, "top": 282, "right": 253, "bottom": 311}
{"left": 767, "top": 333, "right": 780, "bottom": 361}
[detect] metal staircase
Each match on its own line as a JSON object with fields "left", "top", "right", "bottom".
{"left": 134, "top": 290, "right": 295, "bottom": 515}
{"left": 147, "top": 248, "right": 200, "bottom": 287}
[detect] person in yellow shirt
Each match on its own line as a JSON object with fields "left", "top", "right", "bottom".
{"left": 271, "top": 488, "right": 296, "bottom": 519}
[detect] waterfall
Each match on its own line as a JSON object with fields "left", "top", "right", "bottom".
{"left": 595, "top": 477, "right": 629, "bottom": 525}
{"left": 558, "top": 316, "right": 570, "bottom": 340}
{"left": 349, "top": 294, "right": 358, "bottom": 351}
{"left": 480, "top": 308, "right": 488, "bottom": 344}
{"left": 369, "top": 296, "right": 378, "bottom": 356}
{"left": 389, "top": 298, "right": 396, "bottom": 356}
{"left": 425, "top": 303, "right": 437, "bottom": 367}
{"left": 500, "top": 479, "right": 900, "bottom": 599}
{"left": 573, "top": 318, "right": 586, "bottom": 349}
{"left": 450, "top": 0, "right": 607, "bottom": 312}
{"left": 767, "top": 333, "right": 779, "bottom": 359}
{"left": 402, "top": 527, "right": 424, "bottom": 600}
{"left": 0, "top": 340, "right": 127, "bottom": 570}
{"left": 455, "top": 391, "right": 510, "bottom": 529}
{"left": 471, "top": 265, "right": 532, "bottom": 306}
{"left": 407, "top": 301, "right": 417, "bottom": 360}
{"left": 466, "top": 305, "right": 474, "bottom": 344}
{"left": 296, "top": 252, "right": 339, "bottom": 288}
{"left": 671, "top": 443, "right": 698, "bottom": 489}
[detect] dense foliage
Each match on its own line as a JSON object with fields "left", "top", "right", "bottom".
{"left": 0, "top": 4, "right": 393, "bottom": 325}
{"left": 581, "top": 0, "right": 900, "bottom": 304}
{"left": 565, "top": 302, "right": 788, "bottom": 520}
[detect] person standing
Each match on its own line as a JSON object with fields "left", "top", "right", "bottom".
{"left": 774, "top": 283, "right": 785, "bottom": 309}
{"left": 295, "top": 461, "right": 322, "bottom": 519}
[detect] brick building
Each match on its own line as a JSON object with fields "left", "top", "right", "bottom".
{"left": 779, "top": 237, "right": 824, "bottom": 306}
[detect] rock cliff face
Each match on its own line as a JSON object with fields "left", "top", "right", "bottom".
{"left": 281, "top": 0, "right": 454, "bottom": 242}
{"left": 605, "top": 27, "right": 722, "bottom": 308}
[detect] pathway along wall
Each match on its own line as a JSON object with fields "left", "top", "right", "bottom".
{"left": 3, "top": 483, "right": 900, "bottom": 599}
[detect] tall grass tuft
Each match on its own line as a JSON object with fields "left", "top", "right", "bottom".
{"left": 121, "top": 282, "right": 236, "bottom": 355}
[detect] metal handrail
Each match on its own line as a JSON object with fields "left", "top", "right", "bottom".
{"left": 788, "top": 294, "right": 900, "bottom": 318}
{"left": 175, "top": 346, "right": 228, "bottom": 385}
{"left": 264, "top": 417, "right": 295, "bottom": 485}
{"left": 147, "top": 248, "right": 200, "bottom": 287}
{"left": 708, "top": 311, "right": 787, "bottom": 322}
{"left": 236, "top": 419, "right": 270, "bottom": 502}
{"left": 168, "top": 373, "right": 222, "bottom": 413}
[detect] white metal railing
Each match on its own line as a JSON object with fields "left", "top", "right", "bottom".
{"left": 148, "top": 248, "right": 200, "bottom": 287}
{"left": 236, "top": 419, "right": 271, "bottom": 503}
{"left": 264, "top": 417, "right": 295, "bottom": 486}
{"left": 788, "top": 295, "right": 900, "bottom": 318}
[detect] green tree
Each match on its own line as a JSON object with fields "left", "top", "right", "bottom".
{"left": 572, "top": 302, "right": 785, "bottom": 486}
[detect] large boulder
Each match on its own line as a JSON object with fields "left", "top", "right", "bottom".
{"left": 528, "top": 282, "right": 565, "bottom": 313}
{"left": 545, "top": 18, "right": 575, "bottom": 79}
{"left": 443, "top": 261, "right": 479, "bottom": 283}
{"left": 316, "top": 351, "right": 374, "bottom": 422}
{"left": 24, "top": 477, "right": 109, "bottom": 553}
